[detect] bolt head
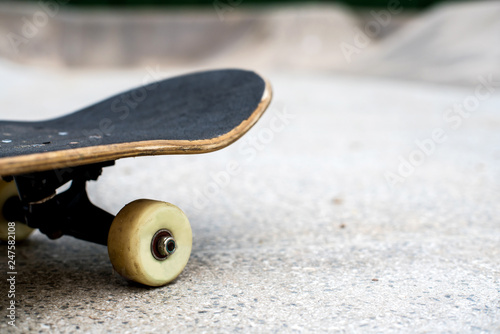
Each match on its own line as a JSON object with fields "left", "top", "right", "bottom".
{"left": 158, "top": 236, "right": 176, "bottom": 257}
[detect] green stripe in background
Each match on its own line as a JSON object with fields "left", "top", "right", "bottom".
{"left": 33, "top": 0, "right": 464, "bottom": 9}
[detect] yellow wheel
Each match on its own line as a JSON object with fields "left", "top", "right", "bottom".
{"left": 107, "top": 199, "right": 192, "bottom": 287}
{"left": 0, "top": 180, "right": 33, "bottom": 242}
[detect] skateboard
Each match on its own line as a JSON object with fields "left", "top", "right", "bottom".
{"left": 0, "top": 69, "right": 272, "bottom": 286}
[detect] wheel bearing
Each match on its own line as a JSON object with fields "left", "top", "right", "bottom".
{"left": 151, "top": 229, "right": 176, "bottom": 261}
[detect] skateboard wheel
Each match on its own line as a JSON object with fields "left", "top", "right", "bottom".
{"left": 0, "top": 180, "right": 34, "bottom": 242}
{"left": 107, "top": 199, "right": 192, "bottom": 287}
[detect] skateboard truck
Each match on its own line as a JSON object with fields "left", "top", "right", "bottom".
{"left": 2, "top": 165, "right": 193, "bottom": 286}
{"left": 3, "top": 161, "right": 115, "bottom": 245}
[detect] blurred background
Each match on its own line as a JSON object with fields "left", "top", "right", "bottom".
{"left": 1, "top": 1, "right": 499, "bottom": 332}
{"left": 1, "top": 0, "right": 498, "bottom": 86}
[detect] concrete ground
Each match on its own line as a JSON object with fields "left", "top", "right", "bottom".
{"left": 0, "top": 68, "right": 499, "bottom": 332}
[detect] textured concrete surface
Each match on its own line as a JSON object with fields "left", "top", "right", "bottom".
{"left": 0, "top": 68, "right": 499, "bottom": 332}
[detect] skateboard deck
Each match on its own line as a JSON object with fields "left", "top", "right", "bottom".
{"left": 0, "top": 69, "right": 272, "bottom": 287}
{"left": 0, "top": 69, "right": 271, "bottom": 176}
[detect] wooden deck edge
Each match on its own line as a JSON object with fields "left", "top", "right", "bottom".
{"left": 0, "top": 77, "right": 272, "bottom": 176}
